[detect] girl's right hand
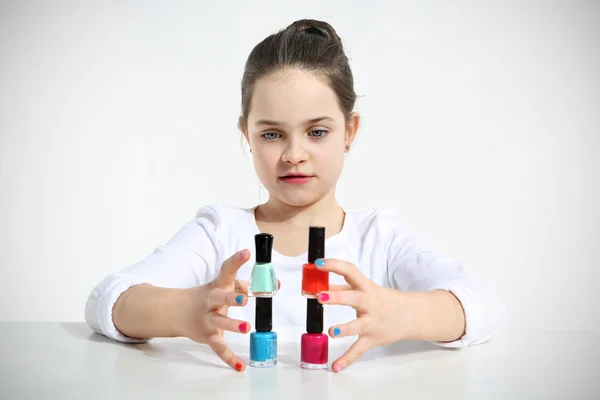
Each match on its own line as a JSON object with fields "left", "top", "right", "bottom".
{"left": 181, "top": 249, "right": 254, "bottom": 371}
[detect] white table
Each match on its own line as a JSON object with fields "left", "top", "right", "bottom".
{"left": 0, "top": 322, "right": 597, "bottom": 399}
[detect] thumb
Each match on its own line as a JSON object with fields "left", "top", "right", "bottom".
{"left": 214, "top": 249, "right": 251, "bottom": 287}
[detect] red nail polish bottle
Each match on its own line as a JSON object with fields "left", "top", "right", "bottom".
{"left": 301, "top": 226, "right": 328, "bottom": 298}
{"left": 301, "top": 298, "right": 328, "bottom": 369}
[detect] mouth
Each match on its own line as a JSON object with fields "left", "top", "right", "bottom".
{"left": 279, "top": 173, "right": 315, "bottom": 184}
{"left": 280, "top": 173, "right": 313, "bottom": 178}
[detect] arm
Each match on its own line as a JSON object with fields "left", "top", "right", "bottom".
{"left": 111, "top": 284, "right": 190, "bottom": 340}
{"left": 84, "top": 206, "right": 222, "bottom": 342}
{"left": 397, "top": 289, "right": 466, "bottom": 343}
{"left": 387, "top": 219, "right": 507, "bottom": 347}
{"left": 307, "top": 211, "right": 507, "bottom": 372}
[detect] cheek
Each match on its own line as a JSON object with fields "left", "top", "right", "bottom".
{"left": 314, "top": 150, "right": 345, "bottom": 183}
{"left": 329, "top": 156, "right": 345, "bottom": 176}
{"left": 316, "top": 142, "right": 345, "bottom": 166}
{"left": 252, "top": 147, "right": 279, "bottom": 174}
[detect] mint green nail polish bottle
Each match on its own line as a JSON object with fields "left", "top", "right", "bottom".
{"left": 248, "top": 233, "right": 278, "bottom": 297}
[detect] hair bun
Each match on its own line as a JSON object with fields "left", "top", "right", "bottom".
{"left": 287, "top": 19, "right": 342, "bottom": 44}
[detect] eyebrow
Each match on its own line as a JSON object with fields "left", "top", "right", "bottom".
{"left": 254, "top": 116, "right": 335, "bottom": 127}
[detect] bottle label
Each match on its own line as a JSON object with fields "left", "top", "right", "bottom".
{"left": 250, "top": 332, "right": 278, "bottom": 361}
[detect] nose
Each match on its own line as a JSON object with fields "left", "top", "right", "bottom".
{"left": 282, "top": 140, "right": 308, "bottom": 165}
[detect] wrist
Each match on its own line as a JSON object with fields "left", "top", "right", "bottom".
{"left": 395, "top": 291, "right": 428, "bottom": 341}
{"left": 176, "top": 288, "right": 196, "bottom": 338}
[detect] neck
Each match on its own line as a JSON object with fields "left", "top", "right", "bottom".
{"left": 256, "top": 189, "right": 345, "bottom": 234}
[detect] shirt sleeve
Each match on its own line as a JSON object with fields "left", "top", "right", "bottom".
{"left": 384, "top": 211, "right": 507, "bottom": 348}
{"left": 84, "top": 205, "right": 222, "bottom": 343}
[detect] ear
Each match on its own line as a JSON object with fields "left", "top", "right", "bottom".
{"left": 238, "top": 116, "right": 250, "bottom": 145}
{"left": 345, "top": 112, "right": 360, "bottom": 148}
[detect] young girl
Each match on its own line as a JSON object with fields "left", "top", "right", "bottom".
{"left": 85, "top": 18, "right": 507, "bottom": 373}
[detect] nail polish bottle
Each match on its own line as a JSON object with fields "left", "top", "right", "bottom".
{"left": 301, "top": 226, "right": 328, "bottom": 298}
{"left": 248, "top": 233, "right": 278, "bottom": 297}
{"left": 249, "top": 297, "right": 277, "bottom": 367}
{"left": 301, "top": 298, "right": 328, "bottom": 369}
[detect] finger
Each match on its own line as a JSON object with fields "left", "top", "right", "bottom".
{"left": 215, "top": 249, "right": 251, "bottom": 287}
{"left": 234, "top": 280, "right": 248, "bottom": 294}
{"left": 235, "top": 279, "right": 281, "bottom": 294}
{"left": 315, "top": 258, "right": 372, "bottom": 291}
{"left": 207, "top": 335, "right": 246, "bottom": 372}
{"left": 206, "top": 311, "right": 251, "bottom": 334}
{"left": 328, "top": 317, "right": 369, "bottom": 338}
{"left": 332, "top": 337, "right": 372, "bottom": 373}
{"left": 329, "top": 284, "right": 352, "bottom": 291}
{"left": 317, "top": 290, "right": 369, "bottom": 312}
{"left": 208, "top": 288, "right": 248, "bottom": 308}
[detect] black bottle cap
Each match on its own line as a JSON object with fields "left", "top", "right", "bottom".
{"left": 255, "top": 297, "right": 272, "bottom": 332}
{"left": 306, "top": 298, "right": 323, "bottom": 333}
{"left": 308, "top": 226, "right": 325, "bottom": 263}
{"left": 255, "top": 233, "right": 273, "bottom": 263}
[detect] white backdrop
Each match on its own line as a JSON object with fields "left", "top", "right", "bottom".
{"left": 0, "top": 0, "right": 598, "bottom": 332}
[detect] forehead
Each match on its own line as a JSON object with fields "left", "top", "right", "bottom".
{"left": 248, "top": 68, "right": 343, "bottom": 126}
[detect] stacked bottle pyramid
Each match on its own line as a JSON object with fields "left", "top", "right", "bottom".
{"left": 247, "top": 227, "right": 329, "bottom": 369}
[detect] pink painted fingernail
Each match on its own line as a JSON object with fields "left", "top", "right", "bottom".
{"left": 237, "top": 250, "right": 246, "bottom": 259}
{"left": 333, "top": 363, "right": 342, "bottom": 372}
{"left": 319, "top": 292, "right": 329, "bottom": 302}
{"left": 239, "top": 322, "right": 248, "bottom": 332}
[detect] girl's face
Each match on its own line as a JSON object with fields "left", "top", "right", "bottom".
{"left": 244, "top": 68, "right": 359, "bottom": 207}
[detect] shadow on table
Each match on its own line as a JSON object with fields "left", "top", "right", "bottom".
{"left": 59, "top": 322, "right": 239, "bottom": 370}
{"left": 60, "top": 322, "right": 447, "bottom": 372}
{"left": 273, "top": 337, "right": 443, "bottom": 371}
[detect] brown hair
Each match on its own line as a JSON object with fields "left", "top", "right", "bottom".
{"left": 238, "top": 19, "right": 356, "bottom": 131}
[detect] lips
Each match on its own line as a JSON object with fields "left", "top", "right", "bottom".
{"left": 279, "top": 173, "right": 314, "bottom": 184}
{"left": 280, "top": 173, "right": 312, "bottom": 179}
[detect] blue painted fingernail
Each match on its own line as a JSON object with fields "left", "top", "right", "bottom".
{"left": 235, "top": 295, "right": 243, "bottom": 305}
{"left": 333, "top": 327, "right": 341, "bottom": 336}
{"left": 315, "top": 259, "right": 325, "bottom": 267}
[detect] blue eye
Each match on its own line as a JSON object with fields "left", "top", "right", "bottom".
{"left": 262, "top": 132, "right": 280, "bottom": 140}
{"left": 310, "top": 130, "right": 327, "bottom": 138}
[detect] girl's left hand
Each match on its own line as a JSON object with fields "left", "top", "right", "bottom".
{"left": 314, "top": 258, "right": 412, "bottom": 373}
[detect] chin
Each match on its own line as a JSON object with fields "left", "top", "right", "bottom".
{"left": 280, "top": 197, "right": 316, "bottom": 207}
{"left": 273, "top": 190, "right": 329, "bottom": 208}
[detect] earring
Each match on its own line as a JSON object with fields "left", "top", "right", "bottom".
{"left": 344, "top": 144, "right": 350, "bottom": 152}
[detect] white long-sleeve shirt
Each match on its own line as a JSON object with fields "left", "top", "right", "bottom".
{"left": 85, "top": 204, "right": 507, "bottom": 347}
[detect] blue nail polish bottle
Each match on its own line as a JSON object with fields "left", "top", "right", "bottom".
{"left": 249, "top": 297, "right": 277, "bottom": 367}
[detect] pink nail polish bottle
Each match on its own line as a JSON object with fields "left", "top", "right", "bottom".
{"left": 300, "top": 298, "right": 328, "bottom": 370}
